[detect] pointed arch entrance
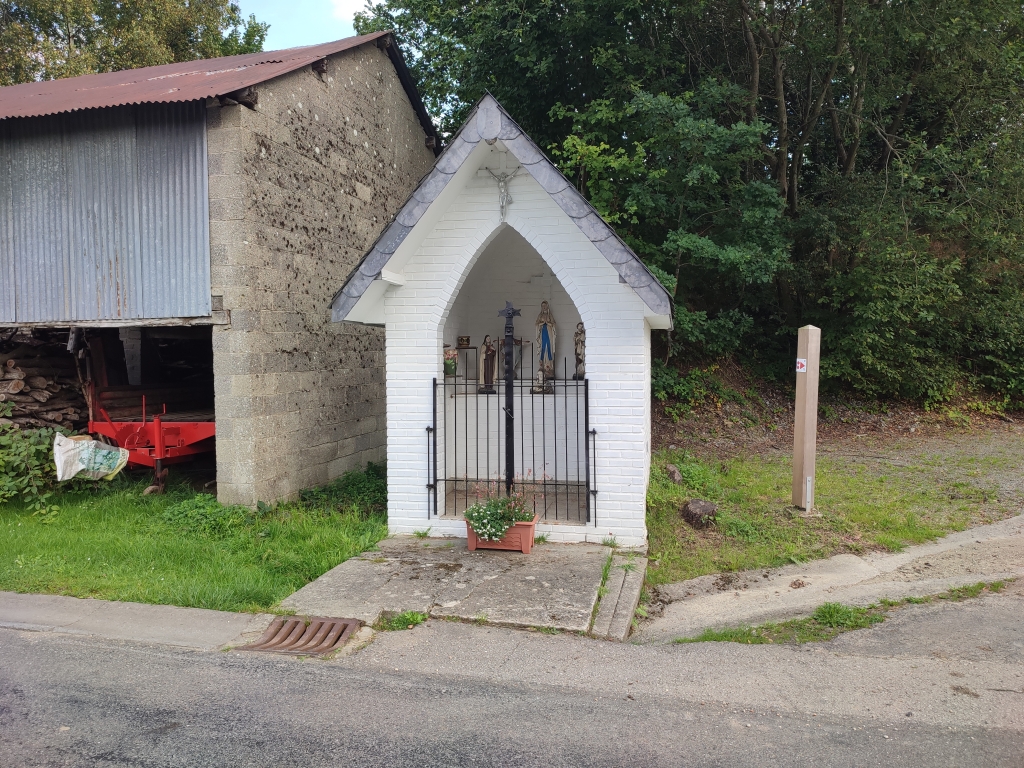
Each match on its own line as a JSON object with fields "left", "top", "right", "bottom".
{"left": 431, "top": 226, "right": 593, "bottom": 524}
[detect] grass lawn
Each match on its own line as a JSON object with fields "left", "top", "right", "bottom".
{"left": 0, "top": 465, "right": 388, "bottom": 613}
{"left": 647, "top": 447, "right": 1014, "bottom": 586}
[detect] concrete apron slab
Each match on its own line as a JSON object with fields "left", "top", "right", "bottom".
{"left": 279, "top": 538, "right": 610, "bottom": 632}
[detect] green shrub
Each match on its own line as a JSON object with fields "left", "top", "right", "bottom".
{"left": 0, "top": 420, "right": 68, "bottom": 511}
{"left": 652, "top": 362, "right": 744, "bottom": 421}
{"left": 162, "top": 494, "right": 251, "bottom": 537}
{"left": 298, "top": 461, "right": 387, "bottom": 515}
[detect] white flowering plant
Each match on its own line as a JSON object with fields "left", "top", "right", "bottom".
{"left": 463, "top": 492, "right": 533, "bottom": 541}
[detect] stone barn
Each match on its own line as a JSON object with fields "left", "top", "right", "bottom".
{"left": 332, "top": 95, "right": 672, "bottom": 547}
{"left": 0, "top": 33, "right": 438, "bottom": 504}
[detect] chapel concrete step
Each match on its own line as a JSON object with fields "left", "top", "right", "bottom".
{"left": 590, "top": 553, "right": 648, "bottom": 641}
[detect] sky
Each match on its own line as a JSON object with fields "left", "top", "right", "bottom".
{"left": 237, "top": 0, "right": 368, "bottom": 51}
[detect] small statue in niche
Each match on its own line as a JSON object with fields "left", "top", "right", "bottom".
{"left": 530, "top": 367, "right": 552, "bottom": 395}
{"left": 572, "top": 322, "right": 586, "bottom": 380}
{"left": 478, "top": 335, "right": 497, "bottom": 394}
{"left": 535, "top": 300, "right": 556, "bottom": 382}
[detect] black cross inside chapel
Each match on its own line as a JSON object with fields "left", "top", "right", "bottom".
{"left": 498, "top": 301, "right": 521, "bottom": 494}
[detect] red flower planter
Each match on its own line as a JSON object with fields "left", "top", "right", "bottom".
{"left": 466, "top": 515, "right": 538, "bottom": 554}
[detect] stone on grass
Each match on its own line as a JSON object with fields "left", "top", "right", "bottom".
{"left": 666, "top": 464, "right": 683, "bottom": 485}
{"left": 680, "top": 499, "right": 717, "bottom": 529}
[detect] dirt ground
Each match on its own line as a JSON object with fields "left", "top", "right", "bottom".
{"left": 653, "top": 361, "right": 1020, "bottom": 463}
{"left": 654, "top": 363, "right": 1024, "bottom": 508}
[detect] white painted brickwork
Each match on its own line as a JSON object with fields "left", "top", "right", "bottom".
{"left": 383, "top": 149, "right": 652, "bottom": 546}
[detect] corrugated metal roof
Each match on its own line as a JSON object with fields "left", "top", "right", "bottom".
{"left": 0, "top": 33, "right": 439, "bottom": 151}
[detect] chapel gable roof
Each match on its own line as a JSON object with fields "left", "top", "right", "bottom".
{"left": 331, "top": 94, "right": 673, "bottom": 322}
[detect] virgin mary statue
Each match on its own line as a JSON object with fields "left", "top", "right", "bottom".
{"left": 535, "top": 301, "right": 556, "bottom": 380}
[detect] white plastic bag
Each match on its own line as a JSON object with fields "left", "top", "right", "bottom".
{"left": 53, "top": 433, "right": 129, "bottom": 481}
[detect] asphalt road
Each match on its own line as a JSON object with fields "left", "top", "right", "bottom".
{"left": 3, "top": 592, "right": 1023, "bottom": 767}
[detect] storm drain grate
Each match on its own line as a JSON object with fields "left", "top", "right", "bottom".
{"left": 237, "top": 616, "right": 361, "bottom": 656}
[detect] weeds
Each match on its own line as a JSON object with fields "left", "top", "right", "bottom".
{"left": 298, "top": 462, "right": 387, "bottom": 516}
{"left": 374, "top": 610, "right": 428, "bottom": 631}
{"left": 653, "top": 363, "right": 745, "bottom": 422}
{"left": 676, "top": 603, "right": 884, "bottom": 645}
{"left": 0, "top": 421, "right": 77, "bottom": 511}
{"left": 676, "top": 583, "right": 1010, "bottom": 645}
{"left": 618, "top": 553, "right": 640, "bottom": 573}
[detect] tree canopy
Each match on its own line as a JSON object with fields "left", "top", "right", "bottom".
{"left": 357, "top": 0, "right": 1024, "bottom": 403}
{"left": 0, "top": 0, "right": 268, "bottom": 86}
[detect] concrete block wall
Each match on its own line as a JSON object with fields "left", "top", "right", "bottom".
{"left": 207, "top": 43, "right": 435, "bottom": 505}
{"left": 384, "top": 148, "right": 653, "bottom": 546}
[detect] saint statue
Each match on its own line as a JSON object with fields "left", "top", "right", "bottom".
{"left": 573, "top": 322, "right": 586, "bottom": 380}
{"left": 478, "top": 335, "right": 497, "bottom": 394}
{"left": 535, "top": 301, "right": 556, "bottom": 381}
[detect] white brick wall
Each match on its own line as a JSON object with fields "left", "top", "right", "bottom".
{"left": 383, "top": 150, "right": 652, "bottom": 546}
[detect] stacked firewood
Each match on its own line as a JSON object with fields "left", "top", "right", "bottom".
{"left": 0, "top": 339, "right": 88, "bottom": 431}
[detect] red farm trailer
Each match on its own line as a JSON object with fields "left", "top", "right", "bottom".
{"left": 83, "top": 328, "right": 215, "bottom": 492}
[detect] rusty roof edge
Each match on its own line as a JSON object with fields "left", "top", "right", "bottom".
{"left": 0, "top": 32, "right": 401, "bottom": 121}
{"left": 379, "top": 34, "right": 441, "bottom": 157}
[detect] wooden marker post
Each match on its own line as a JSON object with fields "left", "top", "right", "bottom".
{"left": 792, "top": 325, "right": 821, "bottom": 510}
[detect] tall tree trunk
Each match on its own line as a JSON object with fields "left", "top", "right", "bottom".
{"left": 740, "top": 1, "right": 760, "bottom": 123}
{"left": 771, "top": 47, "right": 789, "bottom": 201}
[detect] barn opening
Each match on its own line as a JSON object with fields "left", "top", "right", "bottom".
{"left": 1, "top": 325, "right": 216, "bottom": 489}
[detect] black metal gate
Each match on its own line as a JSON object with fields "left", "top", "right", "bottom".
{"left": 425, "top": 307, "right": 595, "bottom": 525}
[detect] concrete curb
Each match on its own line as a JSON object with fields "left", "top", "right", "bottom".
{"left": 591, "top": 554, "right": 648, "bottom": 641}
{"left": 639, "top": 514, "right": 1024, "bottom": 644}
{"left": 608, "top": 557, "right": 647, "bottom": 641}
{"left": 0, "top": 591, "right": 273, "bottom": 650}
{"left": 590, "top": 558, "right": 624, "bottom": 639}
